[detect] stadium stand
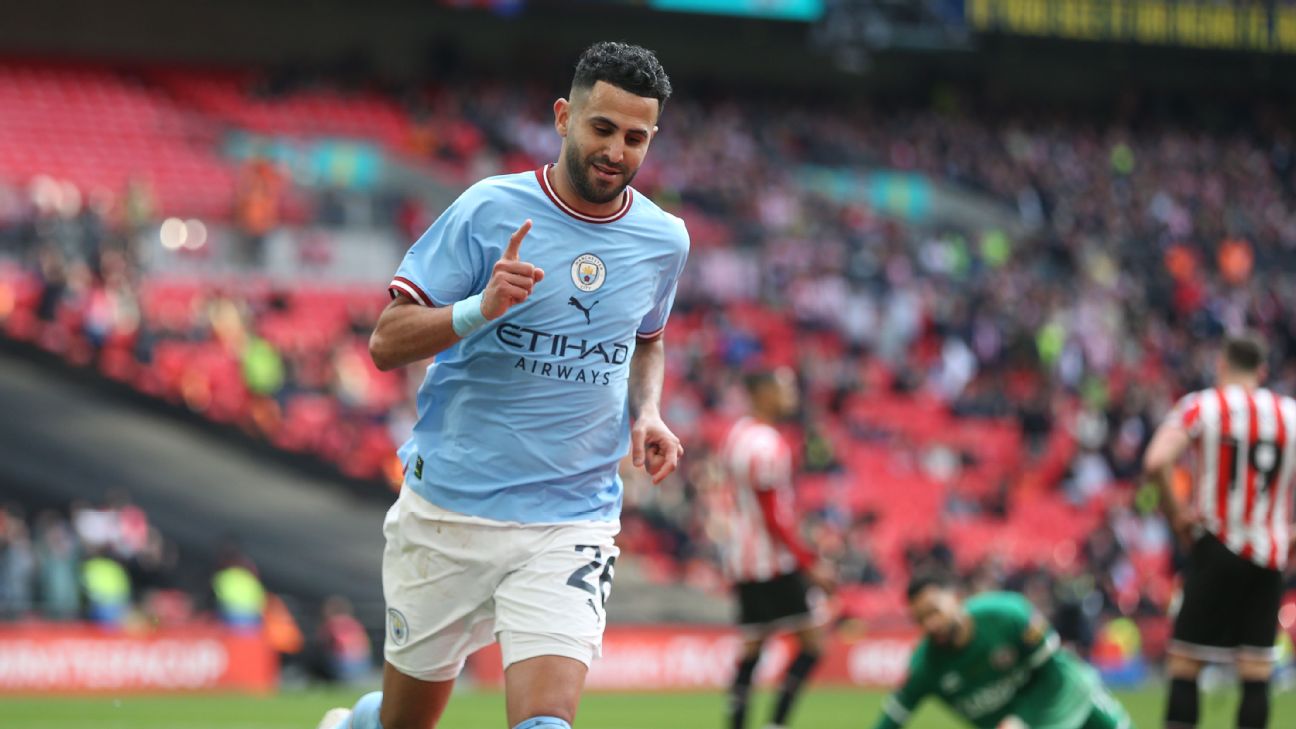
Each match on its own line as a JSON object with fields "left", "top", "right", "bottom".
{"left": 2, "top": 61, "right": 1294, "bottom": 634}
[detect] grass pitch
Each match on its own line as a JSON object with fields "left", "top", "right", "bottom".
{"left": 4, "top": 685, "right": 1293, "bottom": 728}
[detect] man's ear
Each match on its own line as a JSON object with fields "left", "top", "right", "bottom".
{"left": 554, "top": 98, "right": 570, "bottom": 138}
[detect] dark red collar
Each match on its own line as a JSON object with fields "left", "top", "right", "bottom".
{"left": 535, "top": 164, "right": 633, "bottom": 224}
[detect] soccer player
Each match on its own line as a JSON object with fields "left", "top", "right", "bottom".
{"left": 317, "top": 42, "right": 687, "bottom": 729}
{"left": 1143, "top": 333, "right": 1294, "bottom": 729}
{"left": 719, "top": 368, "right": 837, "bottom": 729}
{"left": 871, "top": 576, "right": 1133, "bottom": 729}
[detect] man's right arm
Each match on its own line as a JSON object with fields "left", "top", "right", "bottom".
{"left": 368, "top": 295, "right": 461, "bottom": 371}
{"left": 370, "top": 220, "right": 543, "bottom": 371}
{"left": 1142, "top": 396, "right": 1198, "bottom": 547}
{"left": 871, "top": 672, "right": 928, "bottom": 729}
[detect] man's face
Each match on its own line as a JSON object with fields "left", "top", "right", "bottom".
{"left": 909, "top": 585, "right": 963, "bottom": 646}
{"left": 554, "top": 80, "right": 659, "bottom": 205}
{"left": 773, "top": 368, "right": 800, "bottom": 417}
{"left": 754, "top": 367, "right": 799, "bottom": 420}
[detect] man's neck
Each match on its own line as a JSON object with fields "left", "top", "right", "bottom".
{"left": 548, "top": 160, "right": 624, "bottom": 218}
{"left": 1220, "top": 374, "right": 1260, "bottom": 391}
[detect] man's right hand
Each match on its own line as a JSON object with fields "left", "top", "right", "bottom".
{"left": 481, "top": 220, "right": 544, "bottom": 321}
{"left": 1170, "top": 507, "right": 1202, "bottom": 550}
{"left": 807, "top": 560, "right": 838, "bottom": 594}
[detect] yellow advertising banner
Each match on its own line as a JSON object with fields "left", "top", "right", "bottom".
{"left": 967, "top": 0, "right": 1296, "bottom": 53}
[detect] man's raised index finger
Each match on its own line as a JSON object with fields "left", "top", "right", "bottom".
{"left": 503, "top": 219, "right": 533, "bottom": 261}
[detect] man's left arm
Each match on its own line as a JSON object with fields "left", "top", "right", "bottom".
{"left": 1018, "top": 606, "right": 1062, "bottom": 674}
{"left": 629, "top": 221, "right": 689, "bottom": 485}
{"left": 628, "top": 337, "right": 682, "bottom": 484}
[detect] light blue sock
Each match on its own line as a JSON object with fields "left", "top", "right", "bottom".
{"left": 512, "top": 717, "right": 572, "bottom": 729}
{"left": 343, "top": 691, "right": 383, "bottom": 729}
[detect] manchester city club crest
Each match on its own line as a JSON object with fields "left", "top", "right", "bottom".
{"left": 571, "top": 253, "right": 606, "bottom": 292}
{"left": 387, "top": 607, "right": 409, "bottom": 646}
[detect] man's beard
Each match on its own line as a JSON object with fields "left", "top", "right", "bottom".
{"left": 564, "top": 144, "right": 635, "bottom": 205}
{"left": 931, "top": 623, "right": 958, "bottom": 645}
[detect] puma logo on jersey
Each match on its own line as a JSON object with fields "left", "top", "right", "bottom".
{"left": 568, "top": 297, "right": 599, "bottom": 324}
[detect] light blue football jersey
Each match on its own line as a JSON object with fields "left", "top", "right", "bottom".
{"left": 387, "top": 165, "right": 689, "bottom": 523}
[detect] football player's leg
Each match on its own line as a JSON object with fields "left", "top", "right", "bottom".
{"left": 1235, "top": 651, "right": 1275, "bottom": 729}
{"left": 1164, "top": 653, "right": 1203, "bottom": 729}
{"left": 504, "top": 654, "right": 587, "bottom": 728}
{"left": 729, "top": 635, "right": 765, "bottom": 729}
{"left": 328, "top": 491, "right": 501, "bottom": 729}
{"left": 769, "top": 625, "right": 823, "bottom": 728}
{"left": 371, "top": 664, "right": 455, "bottom": 729}
{"left": 494, "top": 522, "right": 619, "bottom": 729}
{"left": 1165, "top": 535, "right": 1236, "bottom": 729}
{"left": 1234, "top": 565, "right": 1282, "bottom": 729}
{"left": 324, "top": 668, "right": 454, "bottom": 729}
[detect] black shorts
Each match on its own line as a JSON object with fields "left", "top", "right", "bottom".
{"left": 1170, "top": 532, "right": 1283, "bottom": 662}
{"left": 735, "top": 571, "right": 813, "bottom": 632}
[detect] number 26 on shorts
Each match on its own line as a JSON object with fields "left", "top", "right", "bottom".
{"left": 567, "top": 544, "right": 616, "bottom": 608}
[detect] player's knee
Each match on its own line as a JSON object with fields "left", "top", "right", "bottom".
{"left": 512, "top": 714, "right": 574, "bottom": 729}
{"left": 1166, "top": 652, "right": 1203, "bottom": 679}
{"left": 793, "top": 622, "right": 824, "bottom": 648}
{"left": 1236, "top": 655, "right": 1275, "bottom": 682}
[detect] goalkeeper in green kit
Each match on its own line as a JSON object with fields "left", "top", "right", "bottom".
{"left": 871, "top": 575, "right": 1133, "bottom": 729}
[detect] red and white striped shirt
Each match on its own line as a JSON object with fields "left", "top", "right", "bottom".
{"left": 1169, "top": 385, "right": 1296, "bottom": 570}
{"left": 717, "top": 417, "right": 815, "bottom": 583}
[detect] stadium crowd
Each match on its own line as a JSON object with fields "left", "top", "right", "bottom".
{"left": 0, "top": 492, "right": 374, "bottom": 683}
{"left": 0, "top": 492, "right": 225, "bottom": 626}
{"left": 2, "top": 66, "right": 1296, "bottom": 636}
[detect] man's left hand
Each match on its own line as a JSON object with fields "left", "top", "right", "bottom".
{"left": 631, "top": 414, "right": 683, "bottom": 485}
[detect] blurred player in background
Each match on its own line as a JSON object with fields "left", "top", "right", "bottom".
{"left": 317, "top": 41, "right": 688, "bottom": 729}
{"left": 872, "top": 575, "right": 1133, "bottom": 729}
{"left": 719, "top": 367, "right": 837, "bottom": 729}
{"left": 1143, "top": 333, "right": 1294, "bottom": 729}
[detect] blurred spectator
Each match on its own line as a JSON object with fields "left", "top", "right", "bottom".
{"left": 35, "top": 513, "right": 81, "bottom": 621}
{"left": 234, "top": 157, "right": 284, "bottom": 265}
{"left": 129, "top": 529, "right": 181, "bottom": 596}
{"left": 1, "top": 500, "right": 286, "bottom": 632}
{"left": 0, "top": 507, "right": 35, "bottom": 618}
{"left": 111, "top": 490, "right": 150, "bottom": 560}
{"left": 72, "top": 498, "right": 118, "bottom": 556}
{"left": 81, "top": 550, "right": 131, "bottom": 626}
{"left": 132, "top": 529, "right": 196, "bottom": 627}
{"left": 264, "top": 593, "right": 306, "bottom": 664}
{"left": 315, "top": 595, "right": 373, "bottom": 684}
{"left": 211, "top": 540, "right": 266, "bottom": 630}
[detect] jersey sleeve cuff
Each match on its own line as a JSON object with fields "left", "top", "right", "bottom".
{"left": 1027, "top": 632, "right": 1060, "bottom": 668}
{"left": 636, "top": 325, "right": 666, "bottom": 342}
{"left": 883, "top": 695, "right": 911, "bottom": 723}
{"left": 389, "top": 276, "right": 436, "bottom": 307}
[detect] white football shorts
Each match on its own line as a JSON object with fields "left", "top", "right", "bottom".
{"left": 381, "top": 485, "right": 620, "bottom": 682}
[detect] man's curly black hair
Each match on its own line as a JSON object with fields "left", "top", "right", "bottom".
{"left": 906, "top": 572, "right": 954, "bottom": 601}
{"left": 572, "top": 41, "right": 672, "bottom": 116}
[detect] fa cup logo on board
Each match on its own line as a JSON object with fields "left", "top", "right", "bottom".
{"left": 571, "top": 253, "right": 606, "bottom": 292}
